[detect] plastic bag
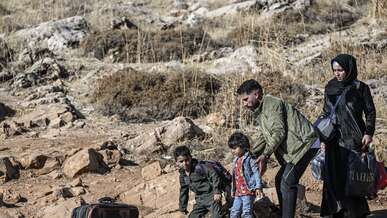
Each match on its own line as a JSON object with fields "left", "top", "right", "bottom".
{"left": 345, "top": 151, "right": 378, "bottom": 197}
{"left": 376, "top": 161, "right": 387, "bottom": 190}
{"left": 311, "top": 149, "right": 325, "bottom": 181}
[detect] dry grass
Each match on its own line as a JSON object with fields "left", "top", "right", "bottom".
{"left": 223, "top": 1, "right": 362, "bottom": 48}
{"left": 321, "top": 41, "right": 387, "bottom": 80}
{"left": 81, "top": 27, "right": 219, "bottom": 63}
{"left": 0, "top": 38, "right": 14, "bottom": 71}
{"left": 92, "top": 68, "right": 221, "bottom": 122}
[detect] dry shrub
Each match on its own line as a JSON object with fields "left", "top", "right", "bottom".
{"left": 308, "top": 1, "right": 361, "bottom": 27}
{"left": 92, "top": 68, "right": 221, "bottom": 122}
{"left": 369, "top": 0, "right": 387, "bottom": 19}
{"left": 81, "top": 27, "right": 218, "bottom": 63}
{"left": 320, "top": 40, "right": 387, "bottom": 80}
{"left": 227, "top": 1, "right": 361, "bottom": 47}
{"left": 0, "top": 39, "right": 14, "bottom": 71}
{"left": 0, "top": 4, "right": 10, "bottom": 16}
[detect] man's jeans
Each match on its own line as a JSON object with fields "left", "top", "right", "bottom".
{"left": 275, "top": 148, "right": 319, "bottom": 218}
{"left": 230, "top": 195, "right": 255, "bottom": 218}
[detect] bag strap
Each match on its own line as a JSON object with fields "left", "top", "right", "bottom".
{"left": 329, "top": 80, "right": 358, "bottom": 114}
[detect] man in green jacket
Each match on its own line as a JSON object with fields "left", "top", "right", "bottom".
{"left": 236, "top": 79, "right": 319, "bottom": 218}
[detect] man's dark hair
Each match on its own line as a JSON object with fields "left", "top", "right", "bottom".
{"left": 174, "top": 145, "right": 192, "bottom": 160}
{"left": 228, "top": 132, "right": 250, "bottom": 150}
{"left": 236, "top": 79, "right": 262, "bottom": 95}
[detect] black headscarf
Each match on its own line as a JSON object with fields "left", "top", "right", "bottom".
{"left": 325, "top": 54, "right": 358, "bottom": 96}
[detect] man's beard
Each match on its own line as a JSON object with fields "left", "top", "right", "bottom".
{"left": 247, "top": 100, "right": 261, "bottom": 111}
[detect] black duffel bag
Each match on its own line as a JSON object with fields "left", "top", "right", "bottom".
{"left": 72, "top": 197, "right": 139, "bottom": 218}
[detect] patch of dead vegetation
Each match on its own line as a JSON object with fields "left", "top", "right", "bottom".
{"left": 0, "top": 39, "right": 14, "bottom": 71}
{"left": 320, "top": 39, "right": 387, "bottom": 81}
{"left": 81, "top": 27, "right": 219, "bottom": 63}
{"left": 227, "top": 1, "right": 361, "bottom": 47}
{"left": 92, "top": 68, "right": 221, "bottom": 122}
{"left": 0, "top": 3, "right": 10, "bottom": 16}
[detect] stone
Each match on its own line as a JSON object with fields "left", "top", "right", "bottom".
{"left": 206, "top": 0, "right": 262, "bottom": 18}
{"left": 1, "top": 121, "right": 27, "bottom": 137}
{"left": 141, "top": 161, "right": 162, "bottom": 181}
{"left": 60, "top": 112, "right": 74, "bottom": 123}
{"left": 127, "top": 116, "right": 205, "bottom": 153}
{"left": 0, "top": 157, "right": 20, "bottom": 182}
{"left": 69, "top": 187, "right": 86, "bottom": 197}
{"left": 205, "top": 45, "right": 260, "bottom": 75}
{"left": 15, "top": 16, "right": 89, "bottom": 53}
{"left": 62, "top": 148, "right": 109, "bottom": 178}
{"left": 39, "top": 197, "right": 84, "bottom": 218}
{"left": 49, "top": 117, "right": 65, "bottom": 128}
{"left": 36, "top": 157, "right": 61, "bottom": 175}
{"left": 100, "top": 150, "right": 121, "bottom": 167}
{"left": 70, "top": 178, "right": 83, "bottom": 187}
{"left": 19, "top": 154, "right": 48, "bottom": 169}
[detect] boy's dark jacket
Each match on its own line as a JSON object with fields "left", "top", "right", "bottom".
{"left": 179, "top": 158, "right": 222, "bottom": 211}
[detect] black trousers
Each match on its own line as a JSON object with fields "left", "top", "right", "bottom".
{"left": 189, "top": 194, "right": 222, "bottom": 218}
{"left": 275, "top": 148, "right": 318, "bottom": 218}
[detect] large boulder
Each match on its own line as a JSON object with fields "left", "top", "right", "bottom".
{"left": 15, "top": 103, "right": 81, "bottom": 129}
{"left": 204, "top": 45, "right": 260, "bottom": 75}
{"left": 100, "top": 3, "right": 177, "bottom": 30}
{"left": 206, "top": 0, "right": 262, "bottom": 18}
{"left": 126, "top": 116, "right": 205, "bottom": 153}
{"left": 12, "top": 57, "right": 68, "bottom": 89}
{"left": 120, "top": 171, "right": 184, "bottom": 209}
{"left": 62, "top": 148, "right": 109, "bottom": 178}
{"left": 15, "top": 16, "right": 89, "bottom": 53}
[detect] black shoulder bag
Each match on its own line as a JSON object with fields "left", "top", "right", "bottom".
{"left": 313, "top": 85, "right": 352, "bottom": 142}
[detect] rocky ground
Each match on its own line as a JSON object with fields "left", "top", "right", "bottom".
{"left": 0, "top": 0, "right": 386, "bottom": 217}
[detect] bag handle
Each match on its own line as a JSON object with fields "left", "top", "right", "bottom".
{"left": 98, "top": 197, "right": 116, "bottom": 203}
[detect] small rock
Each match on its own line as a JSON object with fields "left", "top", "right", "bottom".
{"left": 69, "top": 187, "right": 86, "bottom": 197}
{"left": 70, "top": 178, "right": 83, "bottom": 187}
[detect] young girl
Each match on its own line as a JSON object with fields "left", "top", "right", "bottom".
{"left": 228, "top": 132, "right": 264, "bottom": 218}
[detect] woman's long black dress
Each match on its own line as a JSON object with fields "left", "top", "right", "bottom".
{"left": 320, "top": 80, "right": 376, "bottom": 218}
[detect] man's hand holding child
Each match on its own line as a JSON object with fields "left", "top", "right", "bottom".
{"left": 255, "top": 188, "right": 264, "bottom": 199}
{"left": 213, "top": 193, "right": 222, "bottom": 202}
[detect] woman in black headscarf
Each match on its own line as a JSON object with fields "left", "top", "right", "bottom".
{"left": 319, "top": 54, "right": 376, "bottom": 218}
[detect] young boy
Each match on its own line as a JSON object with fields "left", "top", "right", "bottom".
{"left": 228, "top": 132, "right": 264, "bottom": 218}
{"left": 174, "top": 145, "right": 223, "bottom": 218}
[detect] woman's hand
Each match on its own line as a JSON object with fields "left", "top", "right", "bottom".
{"left": 361, "top": 134, "right": 372, "bottom": 150}
{"left": 320, "top": 142, "right": 326, "bottom": 151}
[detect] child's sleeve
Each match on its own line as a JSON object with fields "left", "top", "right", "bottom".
{"left": 206, "top": 166, "right": 222, "bottom": 194}
{"left": 179, "top": 171, "right": 189, "bottom": 211}
{"left": 249, "top": 157, "right": 263, "bottom": 189}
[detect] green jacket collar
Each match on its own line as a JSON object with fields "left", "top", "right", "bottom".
{"left": 252, "top": 95, "right": 265, "bottom": 116}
